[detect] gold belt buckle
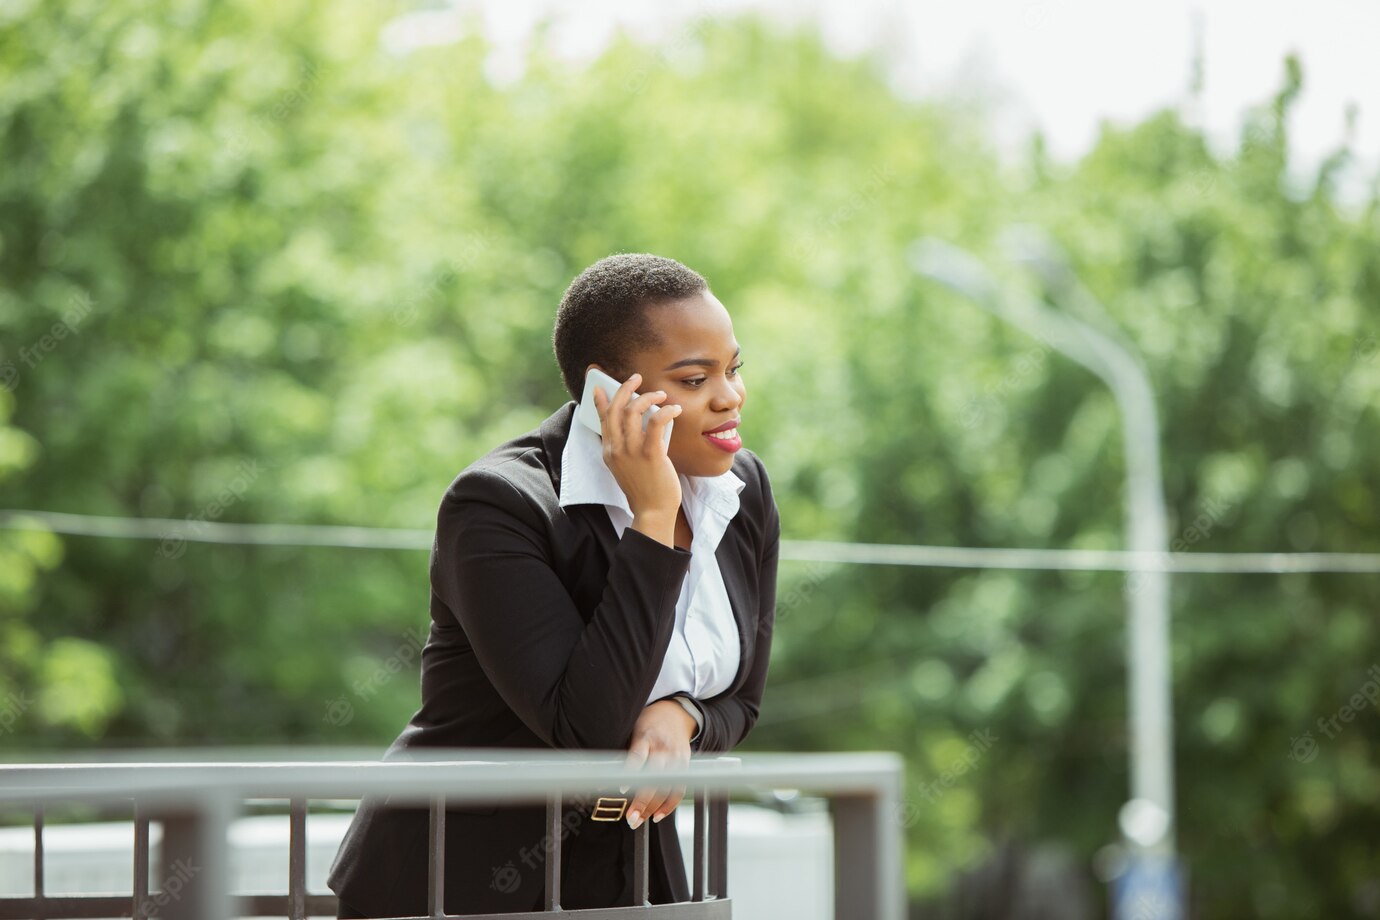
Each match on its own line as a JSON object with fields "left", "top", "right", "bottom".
{"left": 589, "top": 795, "right": 629, "bottom": 822}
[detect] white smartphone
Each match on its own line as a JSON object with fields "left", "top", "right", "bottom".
{"left": 576, "top": 367, "right": 674, "bottom": 448}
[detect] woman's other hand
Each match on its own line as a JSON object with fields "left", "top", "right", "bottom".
{"left": 621, "top": 698, "right": 698, "bottom": 829}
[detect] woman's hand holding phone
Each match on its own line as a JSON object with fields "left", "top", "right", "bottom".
{"left": 592, "top": 373, "right": 683, "bottom": 547}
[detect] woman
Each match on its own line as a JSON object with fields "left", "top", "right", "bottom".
{"left": 327, "top": 253, "right": 781, "bottom": 917}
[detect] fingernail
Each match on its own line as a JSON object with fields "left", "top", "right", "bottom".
{"left": 627, "top": 810, "right": 641, "bottom": 829}
{"left": 652, "top": 812, "right": 664, "bottom": 823}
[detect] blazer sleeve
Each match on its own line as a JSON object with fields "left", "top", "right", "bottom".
{"left": 688, "top": 452, "right": 780, "bottom": 753}
{"left": 433, "top": 465, "right": 693, "bottom": 751}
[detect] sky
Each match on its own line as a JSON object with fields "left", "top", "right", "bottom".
{"left": 383, "top": 0, "right": 1380, "bottom": 204}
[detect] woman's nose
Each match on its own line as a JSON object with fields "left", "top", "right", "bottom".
{"left": 711, "top": 379, "right": 742, "bottom": 409}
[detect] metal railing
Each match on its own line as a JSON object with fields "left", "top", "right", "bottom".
{"left": 0, "top": 748, "right": 904, "bottom": 920}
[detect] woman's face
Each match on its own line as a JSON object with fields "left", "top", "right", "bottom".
{"left": 591, "top": 289, "right": 747, "bottom": 478}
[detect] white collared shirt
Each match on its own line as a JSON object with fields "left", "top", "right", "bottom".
{"left": 558, "top": 417, "right": 745, "bottom": 714}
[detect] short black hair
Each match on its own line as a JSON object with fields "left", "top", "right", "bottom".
{"left": 552, "top": 253, "right": 709, "bottom": 401}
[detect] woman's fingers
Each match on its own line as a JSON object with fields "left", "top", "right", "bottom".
{"left": 645, "top": 400, "right": 678, "bottom": 438}
{"left": 651, "top": 784, "right": 687, "bottom": 824}
{"left": 628, "top": 750, "right": 675, "bottom": 828}
{"left": 615, "top": 374, "right": 641, "bottom": 438}
{"left": 623, "top": 389, "right": 667, "bottom": 448}
{"left": 631, "top": 784, "right": 677, "bottom": 827}
{"left": 621, "top": 737, "right": 649, "bottom": 792}
{"left": 645, "top": 397, "right": 680, "bottom": 447}
{"left": 601, "top": 374, "right": 674, "bottom": 445}
{"left": 625, "top": 758, "right": 657, "bottom": 827}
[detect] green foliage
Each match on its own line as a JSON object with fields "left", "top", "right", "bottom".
{"left": 1, "top": 4, "right": 1376, "bottom": 916}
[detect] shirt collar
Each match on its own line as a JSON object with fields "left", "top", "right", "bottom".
{"left": 558, "top": 417, "right": 746, "bottom": 521}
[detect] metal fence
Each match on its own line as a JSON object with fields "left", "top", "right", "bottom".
{"left": 0, "top": 748, "right": 904, "bottom": 920}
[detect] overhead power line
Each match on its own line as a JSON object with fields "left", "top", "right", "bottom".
{"left": 2, "top": 509, "right": 1377, "bottom": 574}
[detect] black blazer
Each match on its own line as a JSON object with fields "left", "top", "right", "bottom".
{"left": 327, "top": 399, "right": 780, "bottom": 916}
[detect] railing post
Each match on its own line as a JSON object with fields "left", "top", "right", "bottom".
{"left": 133, "top": 801, "right": 150, "bottom": 919}
{"left": 32, "top": 806, "right": 43, "bottom": 908}
{"left": 545, "top": 791, "right": 562, "bottom": 911}
{"left": 691, "top": 787, "right": 708, "bottom": 901}
{"left": 708, "top": 789, "right": 728, "bottom": 899}
{"left": 429, "top": 795, "right": 446, "bottom": 918}
{"left": 829, "top": 786, "right": 905, "bottom": 920}
{"left": 289, "top": 797, "right": 307, "bottom": 920}
{"left": 150, "top": 793, "right": 234, "bottom": 920}
{"left": 631, "top": 817, "right": 650, "bottom": 906}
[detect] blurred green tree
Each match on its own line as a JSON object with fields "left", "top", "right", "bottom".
{"left": 1, "top": 3, "right": 1376, "bottom": 916}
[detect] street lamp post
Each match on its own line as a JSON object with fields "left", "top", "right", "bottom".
{"left": 909, "top": 233, "right": 1182, "bottom": 918}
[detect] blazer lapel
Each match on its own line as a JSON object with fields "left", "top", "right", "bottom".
{"left": 715, "top": 539, "right": 754, "bottom": 694}
{"left": 539, "top": 400, "right": 577, "bottom": 498}
{"left": 541, "top": 399, "right": 623, "bottom": 566}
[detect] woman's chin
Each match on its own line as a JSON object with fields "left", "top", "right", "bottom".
{"left": 672, "top": 453, "right": 736, "bottom": 479}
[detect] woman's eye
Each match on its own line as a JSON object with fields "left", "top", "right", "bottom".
{"left": 685, "top": 363, "right": 743, "bottom": 388}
